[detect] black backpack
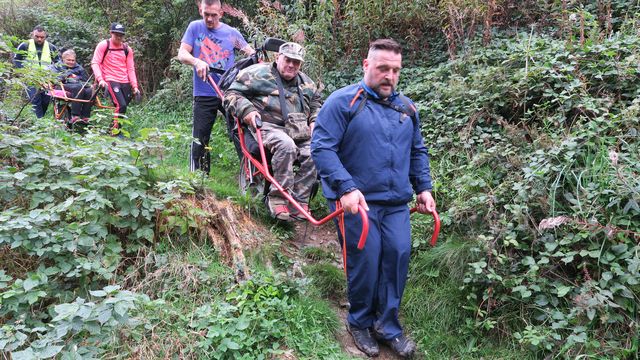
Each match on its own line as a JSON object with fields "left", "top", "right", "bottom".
{"left": 349, "top": 89, "right": 418, "bottom": 126}
{"left": 217, "top": 55, "right": 258, "bottom": 92}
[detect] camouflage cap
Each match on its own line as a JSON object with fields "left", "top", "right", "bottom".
{"left": 279, "top": 42, "right": 305, "bottom": 62}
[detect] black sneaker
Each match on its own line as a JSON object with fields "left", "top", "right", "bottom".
{"left": 379, "top": 334, "right": 416, "bottom": 358}
{"left": 346, "top": 323, "right": 379, "bottom": 357}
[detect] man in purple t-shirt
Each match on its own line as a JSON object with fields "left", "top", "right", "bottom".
{"left": 178, "top": 0, "right": 254, "bottom": 174}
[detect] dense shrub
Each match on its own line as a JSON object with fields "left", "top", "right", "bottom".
{"left": 191, "top": 274, "right": 341, "bottom": 358}
{"left": 397, "top": 24, "right": 640, "bottom": 357}
{"left": 0, "top": 125, "right": 189, "bottom": 358}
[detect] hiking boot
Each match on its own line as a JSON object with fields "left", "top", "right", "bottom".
{"left": 347, "top": 323, "right": 379, "bottom": 357}
{"left": 378, "top": 334, "right": 416, "bottom": 358}
{"left": 289, "top": 203, "right": 309, "bottom": 221}
{"left": 267, "top": 198, "right": 290, "bottom": 221}
{"left": 69, "top": 115, "right": 80, "bottom": 124}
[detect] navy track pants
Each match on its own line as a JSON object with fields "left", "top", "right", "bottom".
{"left": 329, "top": 201, "right": 411, "bottom": 340}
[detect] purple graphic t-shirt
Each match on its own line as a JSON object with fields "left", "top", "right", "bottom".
{"left": 181, "top": 20, "right": 248, "bottom": 97}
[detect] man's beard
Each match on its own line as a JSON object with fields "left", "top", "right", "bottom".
{"left": 373, "top": 81, "right": 394, "bottom": 98}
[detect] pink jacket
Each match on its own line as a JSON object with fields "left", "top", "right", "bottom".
{"left": 91, "top": 40, "right": 138, "bottom": 89}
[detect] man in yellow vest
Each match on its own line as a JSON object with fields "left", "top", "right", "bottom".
{"left": 13, "top": 25, "right": 60, "bottom": 118}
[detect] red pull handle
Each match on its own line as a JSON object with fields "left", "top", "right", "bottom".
{"left": 356, "top": 205, "right": 369, "bottom": 250}
{"left": 410, "top": 207, "right": 441, "bottom": 246}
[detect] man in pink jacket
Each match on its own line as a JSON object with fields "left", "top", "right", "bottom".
{"left": 91, "top": 23, "right": 140, "bottom": 128}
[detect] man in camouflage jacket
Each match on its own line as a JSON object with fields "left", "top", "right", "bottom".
{"left": 224, "top": 42, "right": 322, "bottom": 221}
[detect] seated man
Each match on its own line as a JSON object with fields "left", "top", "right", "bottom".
{"left": 50, "top": 49, "right": 93, "bottom": 123}
{"left": 224, "top": 42, "right": 322, "bottom": 221}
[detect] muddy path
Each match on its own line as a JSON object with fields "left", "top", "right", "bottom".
{"left": 290, "top": 221, "right": 407, "bottom": 360}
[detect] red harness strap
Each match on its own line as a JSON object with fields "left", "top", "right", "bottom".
{"left": 349, "top": 88, "right": 364, "bottom": 108}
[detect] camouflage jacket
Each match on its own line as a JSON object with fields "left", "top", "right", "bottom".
{"left": 223, "top": 62, "right": 322, "bottom": 126}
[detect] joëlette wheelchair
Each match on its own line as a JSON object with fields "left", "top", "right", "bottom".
{"left": 47, "top": 83, "right": 117, "bottom": 131}
{"left": 208, "top": 37, "right": 440, "bottom": 270}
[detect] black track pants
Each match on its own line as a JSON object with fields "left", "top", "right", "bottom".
{"left": 191, "top": 96, "right": 221, "bottom": 174}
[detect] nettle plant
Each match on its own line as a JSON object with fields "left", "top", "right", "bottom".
{"left": 0, "top": 125, "right": 190, "bottom": 358}
{"left": 191, "top": 275, "right": 298, "bottom": 359}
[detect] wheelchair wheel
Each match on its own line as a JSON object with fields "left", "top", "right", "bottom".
{"left": 239, "top": 156, "right": 266, "bottom": 201}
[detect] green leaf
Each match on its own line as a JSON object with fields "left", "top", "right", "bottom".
{"left": 622, "top": 199, "right": 639, "bottom": 214}
{"left": 97, "top": 309, "right": 113, "bottom": 324}
{"left": 26, "top": 291, "right": 46, "bottom": 305}
{"left": 556, "top": 285, "right": 572, "bottom": 297}
{"left": 43, "top": 267, "right": 60, "bottom": 276}
{"left": 60, "top": 196, "right": 75, "bottom": 210}
{"left": 222, "top": 338, "right": 241, "bottom": 350}
{"left": 610, "top": 244, "right": 628, "bottom": 255}
{"left": 90, "top": 290, "right": 107, "bottom": 297}
{"left": 587, "top": 250, "right": 601, "bottom": 258}
{"left": 77, "top": 235, "right": 95, "bottom": 247}
{"left": 104, "top": 285, "right": 120, "bottom": 293}
{"left": 23, "top": 277, "right": 39, "bottom": 291}
{"left": 534, "top": 295, "right": 549, "bottom": 306}
{"left": 11, "top": 348, "right": 35, "bottom": 360}
{"left": 84, "top": 321, "right": 102, "bottom": 335}
{"left": 136, "top": 227, "right": 154, "bottom": 241}
{"left": 512, "top": 285, "right": 532, "bottom": 298}
{"left": 38, "top": 345, "right": 64, "bottom": 358}
{"left": 13, "top": 172, "right": 28, "bottom": 181}
{"left": 114, "top": 301, "right": 130, "bottom": 317}
{"left": 0, "top": 270, "right": 12, "bottom": 288}
{"left": 53, "top": 303, "right": 80, "bottom": 321}
{"left": 236, "top": 317, "right": 251, "bottom": 331}
{"left": 568, "top": 332, "right": 587, "bottom": 343}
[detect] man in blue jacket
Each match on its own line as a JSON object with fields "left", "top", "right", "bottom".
{"left": 311, "top": 38, "right": 436, "bottom": 358}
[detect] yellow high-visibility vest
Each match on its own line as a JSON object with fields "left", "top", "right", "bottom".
{"left": 26, "top": 39, "right": 52, "bottom": 69}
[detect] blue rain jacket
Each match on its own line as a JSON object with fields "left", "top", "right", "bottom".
{"left": 311, "top": 82, "right": 432, "bottom": 204}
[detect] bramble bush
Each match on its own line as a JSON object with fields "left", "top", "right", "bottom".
{"left": 0, "top": 125, "right": 192, "bottom": 358}
{"left": 0, "top": 118, "right": 345, "bottom": 358}
{"left": 393, "top": 19, "right": 640, "bottom": 357}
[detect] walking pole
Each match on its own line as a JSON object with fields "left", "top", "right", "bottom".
{"left": 13, "top": 86, "right": 41, "bottom": 122}
{"left": 13, "top": 98, "right": 33, "bottom": 122}
{"left": 79, "top": 74, "right": 94, "bottom": 94}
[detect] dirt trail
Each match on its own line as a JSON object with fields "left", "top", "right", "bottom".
{"left": 187, "top": 196, "right": 408, "bottom": 360}
{"left": 291, "top": 221, "right": 405, "bottom": 360}
{"left": 191, "top": 195, "right": 406, "bottom": 358}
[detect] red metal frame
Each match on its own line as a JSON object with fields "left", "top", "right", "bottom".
{"left": 209, "top": 70, "right": 440, "bottom": 252}
{"left": 236, "top": 117, "right": 370, "bottom": 249}
{"left": 47, "top": 83, "right": 117, "bottom": 124}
